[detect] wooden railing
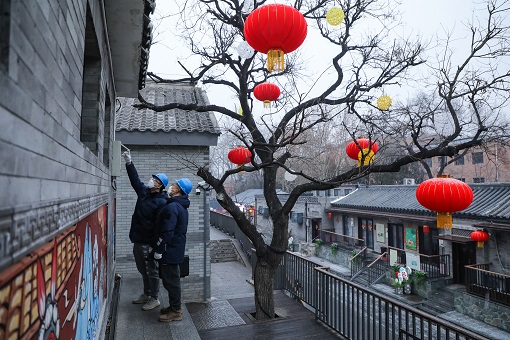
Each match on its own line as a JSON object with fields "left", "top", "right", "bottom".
{"left": 465, "top": 263, "right": 510, "bottom": 306}
{"left": 318, "top": 229, "right": 365, "bottom": 248}
{"left": 387, "top": 246, "right": 450, "bottom": 278}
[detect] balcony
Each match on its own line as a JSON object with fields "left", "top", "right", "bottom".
{"left": 466, "top": 263, "right": 510, "bottom": 306}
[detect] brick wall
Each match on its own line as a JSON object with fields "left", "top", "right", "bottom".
{"left": 0, "top": 0, "right": 123, "bottom": 338}
{"left": 115, "top": 145, "right": 211, "bottom": 302}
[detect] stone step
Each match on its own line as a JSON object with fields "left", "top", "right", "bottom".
{"left": 210, "top": 239, "right": 241, "bottom": 263}
{"left": 418, "top": 288, "right": 455, "bottom": 315}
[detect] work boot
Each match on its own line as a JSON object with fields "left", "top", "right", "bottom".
{"left": 158, "top": 308, "right": 182, "bottom": 322}
{"left": 141, "top": 297, "right": 161, "bottom": 311}
{"left": 132, "top": 294, "right": 150, "bottom": 304}
{"left": 160, "top": 306, "right": 172, "bottom": 314}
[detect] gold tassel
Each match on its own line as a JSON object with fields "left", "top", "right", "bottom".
{"left": 237, "top": 164, "right": 245, "bottom": 174}
{"left": 267, "top": 49, "right": 285, "bottom": 72}
{"left": 357, "top": 149, "right": 375, "bottom": 167}
{"left": 477, "top": 242, "right": 484, "bottom": 248}
{"left": 263, "top": 100, "right": 271, "bottom": 108}
{"left": 436, "top": 212, "right": 452, "bottom": 229}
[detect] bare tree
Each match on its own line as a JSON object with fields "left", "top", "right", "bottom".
{"left": 136, "top": 0, "right": 510, "bottom": 319}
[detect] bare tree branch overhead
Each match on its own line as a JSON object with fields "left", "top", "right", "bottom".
{"left": 136, "top": 0, "right": 510, "bottom": 319}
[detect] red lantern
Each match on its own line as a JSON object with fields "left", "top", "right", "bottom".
{"left": 470, "top": 230, "right": 489, "bottom": 248}
{"left": 416, "top": 175, "right": 473, "bottom": 229}
{"left": 345, "top": 137, "right": 379, "bottom": 166}
{"left": 423, "top": 225, "right": 430, "bottom": 234}
{"left": 244, "top": 4, "right": 307, "bottom": 72}
{"left": 254, "top": 83, "right": 281, "bottom": 108}
{"left": 228, "top": 147, "right": 252, "bottom": 165}
{"left": 327, "top": 212, "right": 333, "bottom": 219}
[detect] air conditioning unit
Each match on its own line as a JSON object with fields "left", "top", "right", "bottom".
{"left": 403, "top": 178, "right": 415, "bottom": 185}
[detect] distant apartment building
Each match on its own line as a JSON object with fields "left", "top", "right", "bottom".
{"left": 423, "top": 143, "right": 510, "bottom": 183}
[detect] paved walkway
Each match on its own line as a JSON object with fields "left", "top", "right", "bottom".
{"left": 115, "top": 226, "right": 510, "bottom": 339}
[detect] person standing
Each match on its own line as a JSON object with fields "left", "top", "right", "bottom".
{"left": 152, "top": 178, "right": 192, "bottom": 322}
{"left": 123, "top": 150, "right": 168, "bottom": 311}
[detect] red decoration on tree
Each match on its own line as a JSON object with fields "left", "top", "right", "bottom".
{"left": 415, "top": 175, "right": 473, "bottom": 229}
{"left": 345, "top": 137, "right": 379, "bottom": 166}
{"left": 470, "top": 230, "right": 489, "bottom": 248}
{"left": 228, "top": 147, "right": 252, "bottom": 165}
{"left": 254, "top": 83, "right": 281, "bottom": 108}
{"left": 422, "top": 225, "right": 430, "bottom": 234}
{"left": 244, "top": 4, "right": 307, "bottom": 72}
{"left": 327, "top": 213, "right": 333, "bottom": 219}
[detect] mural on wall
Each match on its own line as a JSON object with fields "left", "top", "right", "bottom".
{"left": 0, "top": 205, "right": 108, "bottom": 340}
{"left": 405, "top": 226, "right": 417, "bottom": 250}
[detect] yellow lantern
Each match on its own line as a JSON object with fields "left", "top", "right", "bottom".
{"left": 377, "top": 95, "right": 392, "bottom": 110}
{"left": 326, "top": 7, "right": 345, "bottom": 26}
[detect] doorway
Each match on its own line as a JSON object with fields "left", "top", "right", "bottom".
{"left": 452, "top": 242, "right": 476, "bottom": 284}
{"left": 358, "top": 218, "right": 374, "bottom": 249}
{"left": 311, "top": 219, "right": 321, "bottom": 241}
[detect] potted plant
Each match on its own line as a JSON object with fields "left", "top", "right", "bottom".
{"left": 412, "top": 270, "right": 427, "bottom": 287}
{"left": 330, "top": 242, "right": 339, "bottom": 253}
{"left": 314, "top": 239, "right": 323, "bottom": 252}
{"left": 393, "top": 278, "right": 404, "bottom": 295}
{"left": 393, "top": 266, "right": 412, "bottom": 294}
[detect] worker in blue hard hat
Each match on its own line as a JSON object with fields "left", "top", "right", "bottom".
{"left": 122, "top": 150, "right": 168, "bottom": 311}
{"left": 151, "top": 178, "right": 192, "bottom": 322}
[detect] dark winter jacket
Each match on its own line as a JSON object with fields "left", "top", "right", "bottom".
{"left": 153, "top": 195, "right": 190, "bottom": 264}
{"left": 126, "top": 162, "right": 168, "bottom": 244}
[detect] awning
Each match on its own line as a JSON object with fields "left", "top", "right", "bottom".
{"left": 434, "top": 235, "right": 472, "bottom": 243}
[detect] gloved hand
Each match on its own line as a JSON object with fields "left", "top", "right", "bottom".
{"left": 122, "top": 151, "right": 132, "bottom": 164}
{"left": 154, "top": 252, "right": 162, "bottom": 260}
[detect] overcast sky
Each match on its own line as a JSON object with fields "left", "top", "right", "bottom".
{"left": 147, "top": 1, "right": 507, "bottom": 112}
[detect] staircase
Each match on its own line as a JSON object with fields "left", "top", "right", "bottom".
{"left": 418, "top": 286, "right": 456, "bottom": 316}
{"left": 210, "top": 239, "right": 241, "bottom": 263}
{"left": 351, "top": 268, "right": 370, "bottom": 286}
{"left": 351, "top": 254, "right": 386, "bottom": 286}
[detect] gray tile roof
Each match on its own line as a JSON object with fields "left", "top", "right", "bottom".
{"left": 116, "top": 84, "right": 221, "bottom": 134}
{"left": 330, "top": 183, "right": 510, "bottom": 222}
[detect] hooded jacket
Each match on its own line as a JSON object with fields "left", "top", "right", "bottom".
{"left": 154, "top": 195, "right": 190, "bottom": 264}
{"left": 126, "top": 162, "right": 168, "bottom": 244}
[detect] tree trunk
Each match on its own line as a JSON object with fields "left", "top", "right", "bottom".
{"left": 253, "top": 255, "right": 277, "bottom": 320}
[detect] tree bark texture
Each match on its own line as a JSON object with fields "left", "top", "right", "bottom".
{"left": 253, "top": 251, "right": 283, "bottom": 320}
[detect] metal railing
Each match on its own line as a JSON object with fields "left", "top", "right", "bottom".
{"left": 350, "top": 246, "right": 368, "bottom": 277}
{"left": 387, "top": 246, "right": 450, "bottom": 278}
{"left": 465, "top": 263, "right": 510, "bottom": 306}
{"left": 210, "top": 211, "right": 254, "bottom": 263}
{"left": 281, "top": 251, "right": 485, "bottom": 339}
{"left": 366, "top": 252, "right": 389, "bottom": 285}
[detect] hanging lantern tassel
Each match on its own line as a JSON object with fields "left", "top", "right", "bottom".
{"left": 477, "top": 241, "right": 484, "bottom": 248}
{"left": 436, "top": 212, "right": 452, "bottom": 229}
{"left": 357, "top": 149, "right": 375, "bottom": 167}
{"left": 267, "top": 49, "right": 285, "bottom": 73}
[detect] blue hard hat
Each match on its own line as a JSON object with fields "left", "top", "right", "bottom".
{"left": 152, "top": 173, "right": 169, "bottom": 187}
{"left": 176, "top": 178, "right": 192, "bottom": 195}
